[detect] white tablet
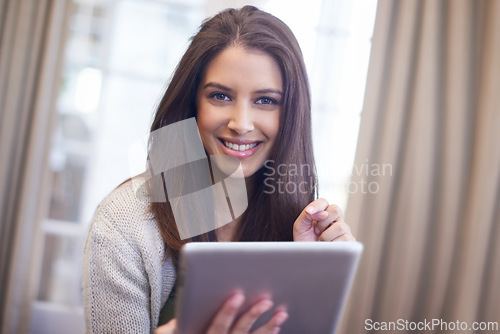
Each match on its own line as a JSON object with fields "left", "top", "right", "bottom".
{"left": 176, "top": 241, "right": 363, "bottom": 334}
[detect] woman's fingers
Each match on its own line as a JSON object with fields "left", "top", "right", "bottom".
{"left": 319, "top": 221, "right": 355, "bottom": 241}
{"left": 206, "top": 293, "right": 289, "bottom": 334}
{"left": 154, "top": 319, "right": 177, "bottom": 334}
{"left": 303, "top": 198, "right": 330, "bottom": 215}
{"left": 231, "top": 299, "right": 273, "bottom": 333}
{"left": 294, "top": 200, "right": 356, "bottom": 242}
{"left": 206, "top": 292, "right": 245, "bottom": 334}
{"left": 293, "top": 198, "right": 330, "bottom": 237}
{"left": 314, "top": 204, "right": 355, "bottom": 241}
{"left": 251, "top": 310, "right": 289, "bottom": 334}
{"left": 315, "top": 204, "right": 344, "bottom": 233}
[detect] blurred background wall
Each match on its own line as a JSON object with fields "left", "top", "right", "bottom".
{"left": 1, "top": 0, "right": 498, "bottom": 333}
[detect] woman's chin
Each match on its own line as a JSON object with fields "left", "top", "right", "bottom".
{"left": 209, "top": 155, "right": 245, "bottom": 180}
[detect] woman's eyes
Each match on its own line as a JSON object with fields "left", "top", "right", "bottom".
{"left": 210, "top": 93, "right": 231, "bottom": 101}
{"left": 208, "top": 93, "right": 279, "bottom": 106}
{"left": 255, "top": 97, "right": 278, "bottom": 105}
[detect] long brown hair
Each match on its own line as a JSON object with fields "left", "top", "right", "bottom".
{"left": 149, "top": 6, "right": 316, "bottom": 267}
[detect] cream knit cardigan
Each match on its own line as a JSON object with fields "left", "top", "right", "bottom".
{"left": 82, "top": 176, "right": 176, "bottom": 333}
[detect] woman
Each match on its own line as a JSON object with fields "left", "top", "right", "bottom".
{"left": 83, "top": 6, "right": 355, "bottom": 334}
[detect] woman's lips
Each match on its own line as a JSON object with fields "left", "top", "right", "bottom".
{"left": 217, "top": 138, "right": 262, "bottom": 159}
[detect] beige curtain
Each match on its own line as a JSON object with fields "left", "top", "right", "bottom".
{"left": 0, "top": 0, "right": 69, "bottom": 332}
{"left": 342, "top": 0, "right": 500, "bottom": 332}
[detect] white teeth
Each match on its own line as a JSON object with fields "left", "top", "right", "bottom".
{"left": 223, "top": 140, "right": 258, "bottom": 151}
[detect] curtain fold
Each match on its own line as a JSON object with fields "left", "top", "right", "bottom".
{"left": 0, "top": 0, "right": 69, "bottom": 332}
{"left": 343, "top": 0, "right": 500, "bottom": 332}
{"left": 0, "top": 1, "right": 52, "bottom": 328}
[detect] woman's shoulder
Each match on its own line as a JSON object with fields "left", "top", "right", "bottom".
{"left": 96, "top": 174, "right": 153, "bottom": 219}
{"left": 89, "top": 173, "right": 162, "bottom": 254}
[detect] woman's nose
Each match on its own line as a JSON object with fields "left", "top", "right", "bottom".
{"left": 227, "top": 101, "right": 254, "bottom": 135}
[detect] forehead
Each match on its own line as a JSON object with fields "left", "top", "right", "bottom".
{"left": 200, "top": 46, "right": 283, "bottom": 90}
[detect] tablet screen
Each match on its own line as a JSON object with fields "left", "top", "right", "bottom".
{"left": 175, "top": 242, "right": 362, "bottom": 334}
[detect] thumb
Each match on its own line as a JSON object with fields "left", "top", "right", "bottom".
{"left": 293, "top": 199, "right": 329, "bottom": 235}
{"left": 155, "top": 319, "right": 177, "bottom": 334}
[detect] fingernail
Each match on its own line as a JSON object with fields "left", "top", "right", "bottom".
{"left": 275, "top": 312, "right": 289, "bottom": 325}
{"left": 318, "top": 211, "right": 328, "bottom": 218}
{"left": 259, "top": 300, "right": 273, "bottom": 312}
{"left": 230, "top": 293, "right": 244, "bottom": 308}
{"left": 306, "top": 206, "right": 315, "bottom": 214}
{"left": 271, "top": 327, "right": 281, "bottom": 334}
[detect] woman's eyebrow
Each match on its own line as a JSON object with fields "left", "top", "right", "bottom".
{"left": 203, "top": 83, "right": 283, "bottom": 96}
{"left": 255, "top": 89, "right": 283, "bottom": 95}
{"left": 203, "top": 82, "right": 233, "bottom": 92}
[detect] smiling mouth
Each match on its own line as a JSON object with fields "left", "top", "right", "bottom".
{"left": 219, "top": 139, "right": 261, "bottom": 151}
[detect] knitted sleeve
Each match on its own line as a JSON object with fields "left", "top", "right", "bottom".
{"left": 82, "top": 177, "right": 174, "bottom": 334}
{"left": 83, "top": 210, "right": 153, "bottom": 333}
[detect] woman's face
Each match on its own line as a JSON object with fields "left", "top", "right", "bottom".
{"left": 196, "top": 46, "right": 282, "bottom": 178}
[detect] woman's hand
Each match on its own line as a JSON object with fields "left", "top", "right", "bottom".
{"left": 155, "top": 292, "right": 288, "bottom": 334}
{"left": 293, "top": 198, "right": 356, "bottom": 242}
{"left": 155, "top": 318, "right": 178, "bottom": 334}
